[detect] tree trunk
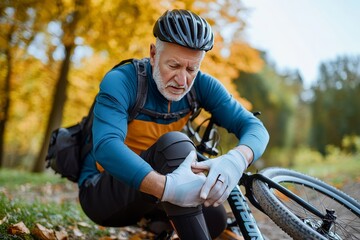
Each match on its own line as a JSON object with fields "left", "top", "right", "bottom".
{"left": 32, "top": 44, "right": 74, "bottom": 172}
{"left": 32, "top": 0, "right": 84, "bottom": 172}
{"left": 0, "top": 45, "right": 12, "bottom": 168}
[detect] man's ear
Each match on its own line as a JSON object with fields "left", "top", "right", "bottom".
{"left": 150, "top": 43, "right": 156, "bottom": 66}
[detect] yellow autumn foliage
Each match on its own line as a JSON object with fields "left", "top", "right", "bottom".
{"left": 1, "top": 0, "right": 264, "bottom": 165}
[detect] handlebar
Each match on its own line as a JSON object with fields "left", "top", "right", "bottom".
{"left": 188, "top": 111, "right": 261, "bottom": 159}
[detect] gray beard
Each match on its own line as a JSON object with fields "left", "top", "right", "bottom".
{"left": 152, "top": 61, "right": 194, "bottom": 102}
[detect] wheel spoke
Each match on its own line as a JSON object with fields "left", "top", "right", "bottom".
{"left": 252, "top": 168, "right": 360, "bottom": 240}
{"left": 271, "top": 181, "right": 360, "bottom": 239}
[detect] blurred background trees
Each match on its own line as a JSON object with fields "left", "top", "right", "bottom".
{"left": 0, "top": 0, "right": 359, "bottom": 172}
{"left": 309, "top": 56, "right": 360, "bottom": 155}
{"left": 234, "top": 54, "right": 360, "bottom": 167}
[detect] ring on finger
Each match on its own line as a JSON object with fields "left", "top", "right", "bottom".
{"left": 217, "top": 175, "right": 225, "bottom": 184}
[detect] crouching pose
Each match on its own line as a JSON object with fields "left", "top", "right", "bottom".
{"left": 78, "top": 9, "right": 269, "bottom": 239}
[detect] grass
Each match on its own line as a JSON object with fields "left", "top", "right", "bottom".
{"left": 0, "top": 169, "right": 109, "bottom": 239}
{"left": 292, "top": 153, "right": 360, "bottom": 188}
{"left": 0, "top": 168, "right": 66, "bottom": 187}
{"left": 0, "top": 195, "right": 106, "bottom": 239}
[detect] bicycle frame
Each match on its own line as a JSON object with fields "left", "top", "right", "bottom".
{"left": 243, "top": 173, "right": 327, "bottom": 219}
{"left": 228, "top": 171, "right": 331, "bottom": 240}
{"left": 191, "top": 114, "right": 336, "bottom": 240}
{"left": 192, "top": 115, "right": 266, "bottom": 239}
{"left": 227, "top": 185, "right": 264, "bottom": 240}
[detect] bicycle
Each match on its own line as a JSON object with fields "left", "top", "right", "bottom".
{"left": 184, "top": 113, "right": 360, "bottom": 240}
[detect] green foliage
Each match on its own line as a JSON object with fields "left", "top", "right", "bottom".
{"left": 234, "top": 55, "right": 306, "bottom": 153}
{"left": 259, "top": 135, "right": 360, "bottom": 186}
{"left": 0, "top": 193, "right": 107, "bottom": 239}
{"left": 291, "top": 147, "right": 324, "bottom": 166}
{"left": 264, "top": 147, "right": 324, "bottom": 168}
{"left": 0, "top": 169, "right": 108, "bottom": 239}
{"left": 292, "top": 149, "right": 360, "bottom": 186}
{"left": 342, "top": 135, "right": 360, "bottom": 154}
{"left": 234, "top": 53, "right": 360, "bottom": 161}
{"left": 310, "top": 55, "right": 360, "bottom": 154}
{"left": 0, "top": 169, "right": 65, "bottom": 188}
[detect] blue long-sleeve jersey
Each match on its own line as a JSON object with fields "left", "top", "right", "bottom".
{"left": 78, "top": 60, "right": 269, "bottom": 188}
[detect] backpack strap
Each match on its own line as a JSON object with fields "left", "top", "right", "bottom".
{"left": 128, "top": 58, "right": 149, "bottom": 121}
{"left": 80, "top": 100, "right": 96, "bottom": 160}
{"left": 187, "top": 86, "right": 201, "bottom": 120}
{"left": 128, "top": 58, "right": 201, "bottom": 121}
{"left": 79, "top": 59, "right": 143, "bottom": 161}
{"left": 112, "top": 58, "right": 134, "bottom": 70}
{"left": 138, "top": 85, "right": 200, "bottom": 120}
{"left": 139, "top": 108, "right": 192, "bottom": 120}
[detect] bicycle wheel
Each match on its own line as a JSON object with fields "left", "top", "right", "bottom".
{"left": 252, "top": 167, "right": 360, "bottom": 240}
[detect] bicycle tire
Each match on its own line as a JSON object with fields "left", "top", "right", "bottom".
{"left": 252, "top": 167, "right": 360, "bottom": 240}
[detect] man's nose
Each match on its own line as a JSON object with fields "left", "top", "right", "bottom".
{"left": 176, "top": 69, "right": 187, "bottom": 86}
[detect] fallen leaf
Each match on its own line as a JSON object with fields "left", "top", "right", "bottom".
{"left": 117, "top": 230, "right": 130, "bottom": 240}
{"left": 98, "top": 225, "right": 107, "bottom": 231}
{"left": 0, "top": 216, "right": 7, "bottom": 225}
{"left": 55, "top": 229, "right": 69, "bottom": 240}
{"left": 99, "top": 236, "right": 117, "bottom": 240}
{"left": 7, "top": 221, "right": 30, "bottom": 235}
{"left": 32, "top": 223, "right": 57, "bottom": 240}
{"left": 72, "top": 226, "right": 83, "bottom": 237}
{"left": 77, "top": 221, "right": 91, "bottom": 228}
{"left": 129, "top": 235, "right": 142, "bottom": 240}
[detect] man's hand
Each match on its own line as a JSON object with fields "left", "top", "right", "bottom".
{"left": 191, "top": 149, "right": 248, "bottom": 207}
{"left": 161, "top": 150, "right": 206, "bottom": 207}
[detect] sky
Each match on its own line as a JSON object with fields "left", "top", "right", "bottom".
{"left": 241, "top": 0, "right": 360, "bottom": 87}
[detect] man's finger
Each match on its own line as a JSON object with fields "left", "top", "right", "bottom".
{"left": 214, "top": 187, "right": 231, "bottom": 207}
{"left": 182, "top": 150, "right": 197, "bottom": 167}
{"left": 203, "top": 180, "right": 227, "bottom": 206}
{"left": 200, "top": 171, "right": 218, "bottom": 199}
{"left": 191, "top": 160, "right": 211, "bottom": 170}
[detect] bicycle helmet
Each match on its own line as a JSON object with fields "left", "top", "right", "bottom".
{"left": 153, "top": 9, "right": 214, "bottom": 51}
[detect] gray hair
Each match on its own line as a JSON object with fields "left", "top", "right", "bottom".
{"left": 155, "top": 37, "right": 205, "bottom": 61}
{"left": 155, "top": 38, "right": 165, "bottom": 54}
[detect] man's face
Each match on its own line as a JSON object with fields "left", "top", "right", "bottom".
{"left": 150, "top": 42, "right": 205, "bottom": 101}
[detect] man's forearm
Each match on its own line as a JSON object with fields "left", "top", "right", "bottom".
{"left": 234, "top": 145, "right": 254, "bottom": 165}
{"left": 139, "top": 170, "right": 166, "bottom": 199}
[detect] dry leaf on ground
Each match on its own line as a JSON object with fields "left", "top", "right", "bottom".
{"left": 99, "top": 236, "right": 117, "bottom": 240}
{"left": 7, "top": 221, "right": 30, "bottom": 235}
{"left": 72, "top": 226, "right": 83, "bottom": 237}
{"left": 0, "top": 216, "right": 7, "bottom": 225}
{"left": 32, "top": 223, "right": 57, "bottom": 240}
{"left": 55, "top": 229, "right": 69, "bottom": 240}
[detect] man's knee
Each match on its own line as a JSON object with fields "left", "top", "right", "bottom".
{"left": 151, "top": 131, "right": 196, "bottom": 174}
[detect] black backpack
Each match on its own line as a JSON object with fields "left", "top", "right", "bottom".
{"left": 45, "top": 58, "right": 199, "bottom": 182}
